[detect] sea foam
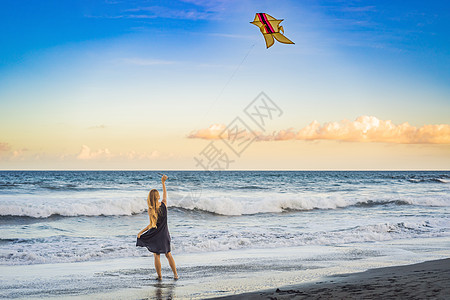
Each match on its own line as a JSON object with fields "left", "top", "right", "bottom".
{"left": 168, "top": 194, "right": 450, "bottom": 216}
{"left": 1, "top": 219, "right": 448, "bottom": 265}
{"left": 0, "top": 196, "right": 147, "bottom": 218}
{"left": 1, "top": 193, "right": 449, "bottom": 218}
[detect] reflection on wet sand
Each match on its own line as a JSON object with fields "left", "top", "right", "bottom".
{"left": 151, "top": 281, "right": 175, "bottom": 300}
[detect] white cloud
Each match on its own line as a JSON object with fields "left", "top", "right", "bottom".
{"left": 76, "top": 146, "right": 163, "bottom": 161}
{"left": 188, "top": 116, "right": 450, "bottom": 144}
{"left": 0, "top": 143, "right": 30, "bottom": 161}
{"left": 77, "top": 145, "right": 113, "bottom": 160}
{"left": 122, "top": 150, "right": 160, "bottom": 160}
{"left": 187, "top": 124, "right": 227, "bottom": 140}
{"left": 123, "top": 4, "right": 215, "bottom": 20}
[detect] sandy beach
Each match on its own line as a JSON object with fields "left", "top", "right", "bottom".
{"left": 213, "top": 258, "right": 450, "bottom": 299}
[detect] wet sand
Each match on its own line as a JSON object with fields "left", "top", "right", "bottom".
{"left": 212, "top": 258, "right": 450, "bottom": 299}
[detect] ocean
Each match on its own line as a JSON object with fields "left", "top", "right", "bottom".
{"left": 1, "top": 170, "right": 449, "bottom": 298}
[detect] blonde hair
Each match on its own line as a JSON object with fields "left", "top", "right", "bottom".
{"left": 147, "top": 189, "right": 161, "bottom": 228}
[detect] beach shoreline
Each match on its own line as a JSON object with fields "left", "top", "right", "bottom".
{"left": 1, "top": 245, "right": 449, "bottom": 299}
{"left": 212, "top": 258, "right": 450, "bottom": 299}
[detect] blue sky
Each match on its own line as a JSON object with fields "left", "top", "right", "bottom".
{"left": 0, "top": 0, "right": 449, "bottom": 169}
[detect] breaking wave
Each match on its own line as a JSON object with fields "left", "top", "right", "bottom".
{"left": 169, "top": 195, "right": 449, "bottom": 216}
{"left": 1, "top": 193, "right": 449, "bottom": 218}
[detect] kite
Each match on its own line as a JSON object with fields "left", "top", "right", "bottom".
{"left": 250, "top": 13, "right": 294, "bottom": 48}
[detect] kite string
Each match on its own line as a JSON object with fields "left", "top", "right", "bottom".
{"left": 201, "top": 43, "right": 256, "bottom": 121}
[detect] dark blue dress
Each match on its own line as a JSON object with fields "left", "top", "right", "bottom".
{"left": 136, "top": 202, "right": 171, "bottom": 254}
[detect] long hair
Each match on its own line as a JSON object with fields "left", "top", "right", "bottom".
{"left": 147, "top": 189, "right": 161, "bottom": 228}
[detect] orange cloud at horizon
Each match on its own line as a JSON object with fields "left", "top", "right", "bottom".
{"left": 188, "top": 116, "right": 450, "bottom": 144}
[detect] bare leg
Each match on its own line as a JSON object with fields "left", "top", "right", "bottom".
{"left": 165, "top": 252, "right": 178, "bottom": 279}
{"left": 153, "top": 253, "right": 162, "bottom": 279}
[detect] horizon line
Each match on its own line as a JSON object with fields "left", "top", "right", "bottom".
{"left": 1, "top": 169, "right": 449, "bottom": 172}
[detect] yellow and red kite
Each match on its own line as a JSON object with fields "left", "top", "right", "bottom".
{"left": 251, "top": 13, "right": 294, "bottom": 48}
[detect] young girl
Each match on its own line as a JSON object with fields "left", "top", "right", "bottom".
{"left": 136, "top": 174, "right": 178, "bottom": 280}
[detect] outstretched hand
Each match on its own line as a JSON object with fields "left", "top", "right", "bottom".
{"left": 161, "top": 174, "right": 168, "bottom": 183}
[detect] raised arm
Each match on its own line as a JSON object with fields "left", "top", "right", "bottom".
{"left": 161, "top": 175, "right": 168, "bottom": 205}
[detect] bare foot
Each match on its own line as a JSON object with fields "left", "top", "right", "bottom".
{"left": 155, "top": 276, "right": 162, "bottom": 281}
{"left": 174, "top": 275, "right": 179, "bottom": 280}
